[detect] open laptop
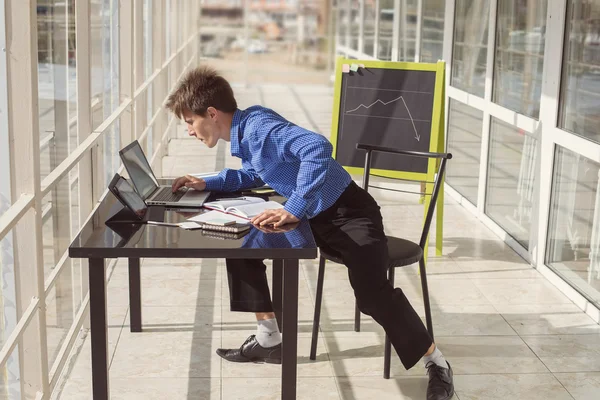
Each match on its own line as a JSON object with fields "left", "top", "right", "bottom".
{"left": 119, "top": 140, "right": 211, "bottom": 207}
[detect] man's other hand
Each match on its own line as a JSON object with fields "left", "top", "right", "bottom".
{"left": 251, "top": 209, "right": 300, "bottom": 228}
{"left": 171, "top": 175, "right": 207, "bottom": 192}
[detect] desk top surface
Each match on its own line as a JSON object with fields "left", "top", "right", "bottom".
{"left": 69, "top": 188, "right": 318, "bottom": 260}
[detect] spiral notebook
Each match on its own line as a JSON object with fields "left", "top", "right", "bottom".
{"left": 179, "top": 220, "right": 251, "bottom": 233}
{"left": 200, "top": 229, "right": 249, "bottom": 240}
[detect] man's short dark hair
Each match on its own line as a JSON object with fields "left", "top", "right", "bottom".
{"left": 165, "top": 66, "right": 237, "bottom": 118}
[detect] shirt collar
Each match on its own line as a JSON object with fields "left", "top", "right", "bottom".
{"left": 229, "top": 109, "right": 243, "bottom": 158}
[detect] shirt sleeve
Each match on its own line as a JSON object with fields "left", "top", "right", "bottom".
{"left": 249, "top": 118, "right": 333, "bottom": 220}
{"left": 203, "top": 163, "right": 264, "bottom": 192}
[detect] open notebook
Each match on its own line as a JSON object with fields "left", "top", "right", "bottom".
{"left": 203, "top": 197, "right": 283, "bottom": 220}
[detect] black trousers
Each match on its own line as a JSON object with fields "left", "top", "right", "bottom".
{"left": 225, "top": 181, "right": 433, "bottom": 369}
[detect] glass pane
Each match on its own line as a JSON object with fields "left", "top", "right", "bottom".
{"left": 91, "top": 0, "right": 120, "bottom": 131}
{"left": 378, "top": 0, "right": 394, "bottom": 60}
{"left": 493, "top": 0, "right": 547, "bottom": 118}
{"left": 486, "top": 118, "right": 537, "bottom": 249}
{"left": 452, "top": 0, "right": 490, "bottom": 97}
{"left": 546, "top": 146, "right": 600, "bottom": 307}
{"left": 397, "top": 0, "right": 418, "bottom": 61}
{"left": 0, "top": 228, "right": 19, "bottom": 351}
{"left": 420, "top": 0, "right": 445, "bottom": 63}
{"left": 559, "top": 0, "right": 600, "bottom": 143}
{"left": 338, "top": 0, "right": 349, "bottom": 47}
{"left": 144, "top": 0, "right": 153, "bottom": 80}
{"left": 37, "top": 0, "right": 76, "bottom": 175}
{"left": 446, "top": 100, "right": 484, "bottom": 205}
{"left": 350, "top": 0, "right": 360, "bottom": 50}
{"left": 0, "top": 108, "right": 10, "bottom": 218}
{"left": 0, "top": 348, "right": 20, "bottom": 399}
{"left": 364, "top": 0, "right": 377, "bottom": 56}
{"left": 42, "top": 173, "right": 73, "bottom": 281}
{"left": 46, "top": 262, "right": 76, "bottom": 369}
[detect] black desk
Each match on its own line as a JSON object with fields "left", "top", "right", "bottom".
{"left": 68, "top": 191, "right": 318, "bottom": 400}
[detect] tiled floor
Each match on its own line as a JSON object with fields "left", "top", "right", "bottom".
{"left": 53, "top": 84, "right": 600, "bottom": 399}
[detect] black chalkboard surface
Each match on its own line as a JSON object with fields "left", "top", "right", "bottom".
{"left": 332, "top": 62, "right": 443, "bottom": 175}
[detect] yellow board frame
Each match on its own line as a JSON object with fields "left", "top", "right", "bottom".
{"left": 330, "top": 58, "right": 447, "bottom": 257}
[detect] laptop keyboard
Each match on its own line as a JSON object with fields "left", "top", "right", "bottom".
{"left": 152, "top": 186, "right": 186, "bottom": 203}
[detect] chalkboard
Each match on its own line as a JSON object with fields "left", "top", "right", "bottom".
{"left": 331, "top": 60, "right": 445, "bottom": 177}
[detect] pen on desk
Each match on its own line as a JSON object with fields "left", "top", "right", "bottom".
{"left": 147, "top": 221, "right": 180, "bottom": 227}
{"left": 214, "top": 197, "right": 247, "bottom": 201}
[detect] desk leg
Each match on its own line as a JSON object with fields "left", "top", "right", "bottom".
{"left": 272, "top": 259, "right": 283, "bottom": 332}
{"left": 128, "top": 258, "right": 142, "bottom": 332}
{"left": 89, "top": 258, "right": 109, "bottom": 400}
{"left": 281, "top": 259, "right": 298, "bottom": 400}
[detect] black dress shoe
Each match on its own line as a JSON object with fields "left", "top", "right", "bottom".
{"left": 216, "top": 335, "right": 282, "bottom": 364}
{"left": 426, "top": 361, "right": 454, "bottom": 400}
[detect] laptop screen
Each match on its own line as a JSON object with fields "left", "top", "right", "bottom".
{"left": 114, "top": 176, "right": 148, "bottom": 219}
{"left": 120, "top": 142, "right": 159, "bottom": 199}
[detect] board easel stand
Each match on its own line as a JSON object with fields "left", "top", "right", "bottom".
{"left": 330, "top": 58, "right": 447, "bottom": 260}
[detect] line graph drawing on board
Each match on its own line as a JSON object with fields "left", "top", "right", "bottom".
{"left": 345, "top": 95, "right": 421, "bottom": 141}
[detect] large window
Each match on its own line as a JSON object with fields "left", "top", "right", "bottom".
{"left": 559, "top": 0, "right": 600, "bottom": 143}
{"left": 547, "top": 146, "right": 600, "bottom": 307}
{"left": 493, "top": 0, "right": 547, "bottom": 119}
{"left": 452, "top": 0, "right": 490, "bottom": 97}
{"left": 446, "top": 100, "right": 484, "bottom": 205}
{"left": 1, "top": 1, "right": 200, "bottom": 396}
{"left": 486, "top": 118, "right": 537, "bottom": 249}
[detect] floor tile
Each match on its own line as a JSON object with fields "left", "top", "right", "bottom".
{"left": 521, "top": 335, "right": 600, "bottom": 372}
{"left": 454, "top": 373, "right": 573, "bottom": 400}
{"left": 131, "top": 305, "right": 221, "bottom": 337}
{"left": 435, "top": 336, "right": 549, "bottom": 374}
{"left": 57, "top": 377, "right": 221, "bottom": 400}
{"left": 108, "top": 278, "right": 222, "bottom": 307}
{"left": 323, "top": 332, "right": 425, "bottom": 378}
{"left": 110, "top": 332, "right": 222, "bottom": 378}
{"left": 554, "top": 372, "right": 600, "bottom": 400}
{"left": 472, "top": 278, "right": 573, "bottom": 305}
{"left": 495, "top": 304, "right": 600, "bottom": 335}
{"left": 221, "top": 377, "right": 340, "bottom": 400}
{"left": 336, "top": 376, "right": 429, "bottom": 400}
{"left": 454, "top": 259, "right": 541, "bottom": 279}
{"left": 419, "top": 304, "right": 516, "bottom": 336}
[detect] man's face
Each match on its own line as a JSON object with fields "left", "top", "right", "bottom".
{"left": 182, "top": 108, "right": 220, "bottom": 148}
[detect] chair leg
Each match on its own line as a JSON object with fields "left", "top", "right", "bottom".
{"left": 310, "top": 256, "right": 326, "bottom": 360}
{"left": 354, "top": 302, "right": 361, "bottom": 332}
{"left": 418, "top": 258, "right": 435, "bottom": 341}
{"left": 383, "top": 267, "right": 395, "bottom": 379}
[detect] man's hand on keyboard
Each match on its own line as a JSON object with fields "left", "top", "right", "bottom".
{"left": 172, "top": 175, "right": 207, "bottom": 192}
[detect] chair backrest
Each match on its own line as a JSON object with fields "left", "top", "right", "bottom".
{"left": 356, "top": 143, "right": 453, "bottom": 249}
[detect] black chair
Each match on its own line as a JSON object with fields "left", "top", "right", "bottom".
{"left": 309, "top": 143, "right": 452, "bottom": 379}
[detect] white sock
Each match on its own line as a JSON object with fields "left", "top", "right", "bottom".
{"left": 423, "top": 346, "right": 448, "bottom": 369}
{"left": 255, "top": 318, "right": 282, "bottom": 348}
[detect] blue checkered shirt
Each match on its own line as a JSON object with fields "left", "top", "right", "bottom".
{"left": 203, "top": 106, "right": 352, "bottom": 219}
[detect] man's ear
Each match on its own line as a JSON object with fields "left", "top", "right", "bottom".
{"left": 207, "top": 106, "right": 218, "bottom": 120}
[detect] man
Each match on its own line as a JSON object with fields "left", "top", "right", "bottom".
{"left": 166, "top": 66, "right": 454, "bottom": 400}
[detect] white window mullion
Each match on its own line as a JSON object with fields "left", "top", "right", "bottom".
{"left": 358, "top": 0, "right": 365, "bottom": 53}
{"left": 5, "top": 1, "right": 50, "bottom": 397}
{"left": 414, "top": 0, "right": 423, "bottom": 61}
{"left": 477, "top": 0, "right": 498, "bottom": 213}
{"left": 391, "top": 0, "right": 400, "bottom": 61}
{"left": 443, "top": 0, "right": 456, "bottom": 153}
{"left": 373, "top": 0, "right": 380, "bottom": 58}
{"left": 535, "top": 0, "right": 568, "bottom": 267}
